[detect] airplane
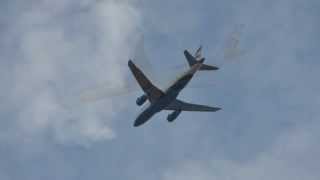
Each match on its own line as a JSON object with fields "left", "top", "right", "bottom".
{"left": 129, "top": 49, "right": 221, "bottom": 127}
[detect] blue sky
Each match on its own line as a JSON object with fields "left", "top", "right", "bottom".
{"left": 1, "top": 0, "right": 320, "bottom": 179}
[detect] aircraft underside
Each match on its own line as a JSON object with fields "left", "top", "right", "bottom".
{"left": 129, "top": 47, "right": 221, "bottom": 127}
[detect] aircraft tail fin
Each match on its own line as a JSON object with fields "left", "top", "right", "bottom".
{"left": 184, "top": 49, "right": 219, "bottom": 71}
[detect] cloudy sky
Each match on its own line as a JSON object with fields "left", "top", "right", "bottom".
{"left": 1, "top": 0, "right": 320, "bottom": 179}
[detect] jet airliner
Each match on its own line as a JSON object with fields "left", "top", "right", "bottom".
{"left": 129, "top": 48, "right": 221, "bottom": 127}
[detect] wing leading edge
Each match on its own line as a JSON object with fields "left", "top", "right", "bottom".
{"left": 165, "top": 99, "right": 221, "bottom": 112}
{"left": 128, "top": 60, "right": 164, "bottom": 103}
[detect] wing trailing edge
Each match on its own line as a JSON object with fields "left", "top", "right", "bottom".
{"left": 164, "top": 99, "right": 221, "bottom": 112}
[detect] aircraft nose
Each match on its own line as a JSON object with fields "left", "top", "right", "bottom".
{"left": 134, "top": 115, "right": 145, "bottom": 127}
{"left": 133, "top": 109, "right": 153, "bottom": 127}
{"left": 134, "top": 121, "right": 141, "bottom": 127}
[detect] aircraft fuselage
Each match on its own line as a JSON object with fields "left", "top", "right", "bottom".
{"left": 134, "top": 61, "right": 203, "bottom": 126}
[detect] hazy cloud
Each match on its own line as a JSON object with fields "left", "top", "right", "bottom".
{"left": 1, "top": 0, "right": 142, "bottom": 146}
{"left": 163, "top": 121, "right": 320, "bottom": 180}
{"left": 0, "top": 0, "right": 319, "bottom": 180}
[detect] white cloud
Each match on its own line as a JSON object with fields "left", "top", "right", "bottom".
{"left": 3, "top": 0, "right": 142, "bottom": 146}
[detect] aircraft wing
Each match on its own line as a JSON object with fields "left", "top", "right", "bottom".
{"left": 128, "top": 60, "right": 164, "bottom": 103}
{"left": 165, "top": 99, "right": 221, "bottom": 112}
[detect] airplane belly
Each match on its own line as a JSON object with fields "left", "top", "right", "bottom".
{"left": 156, "top": 93, "right": 178, "bottom": 110}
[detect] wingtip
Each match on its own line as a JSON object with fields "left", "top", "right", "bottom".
{"left": 210, "top": 107, "right": 222, "bottom": 112}
{"left": 128, "top": 59, "right": 134, "bottom": 67}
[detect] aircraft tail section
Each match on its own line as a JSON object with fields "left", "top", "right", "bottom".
{"left": 184, "top": 49, "right": 219, "bottom": 71}
{"left": 184, "top": 49, "right": 198, "bottom": 66}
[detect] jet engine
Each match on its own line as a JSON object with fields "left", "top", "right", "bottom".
{"left": 167, "top": 110, "right": 182, "bottom": 122}
{"left": 136, "top": 94, "right": 147, "bottom": 106}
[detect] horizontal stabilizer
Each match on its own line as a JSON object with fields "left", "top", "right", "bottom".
{"left": 184, "top": 50, "right": 197, "bottom": 66}
{"left": 200, "top": 64, "right": 219, "bottom": 71}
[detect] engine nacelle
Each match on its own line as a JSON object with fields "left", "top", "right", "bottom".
{"left": 136, "top": 94, "right": 147, "bottom": 106}
{"left": 167, "top": 110, "right": 182, "bottom": 122}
